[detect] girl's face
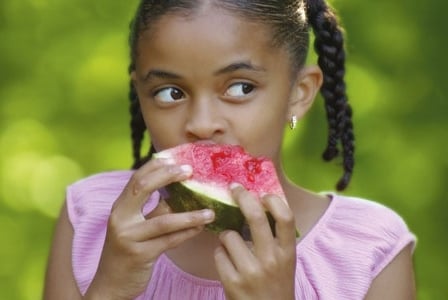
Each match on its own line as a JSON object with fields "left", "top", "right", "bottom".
{"left": 132, "top": 5, "right": 313, "bottom": 165}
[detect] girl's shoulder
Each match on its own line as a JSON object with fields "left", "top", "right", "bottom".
{"left": 323, "top": 193, "right": 413, "bottom": 239}
{"left": 301, "top": 193, "right": 416, "bottom": 247}
{"left": 66, "top": 170, "right": 135, "bottom": 226}
{"left": 293, "top": 193, "right": 416, "bottom": 298}
{"left": 297, "top": 193, "right": 416, "bottom": 277}
{"left": 68, "top": 170, "right": 134, "bottom": 191}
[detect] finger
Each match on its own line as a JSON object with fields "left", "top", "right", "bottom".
{"left": 218, "top": 230, "right": 257, "bottom": 272}
{"left": 261, "top": 194, "right": 297, "bottom": 250}
{"left": 214, "top": 244, "right": 240, "bottom": 285}
{"left": 230, "top": 184, "right": 274, "bottom": 254}
{"left": 113, "top": 159, "right": 193, "bottom": 219}
{"left": 113, "top": 158, "right": 173, "bottom": 214}
{"left": 133, "top": 209, "right": 215, "bottom": 241}
{"left": 139, "top": 225, "right": 205, "bottom": 256}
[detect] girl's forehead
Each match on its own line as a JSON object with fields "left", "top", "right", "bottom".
{"left": 143, "top": 5, "right": 270, "bottom": 39}
{"left": 134, "top": 6, "right": 292, "bottom": 81}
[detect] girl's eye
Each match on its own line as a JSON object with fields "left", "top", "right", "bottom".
{"left": 153, "top": 87, "right": 185, "bottom": 103}
{"left": 225, "top": 83, "right": 255, "bottom": 98}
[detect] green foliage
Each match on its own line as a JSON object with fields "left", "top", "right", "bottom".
{"left": 0, "top": 0, "right": 446, "bottom": 298}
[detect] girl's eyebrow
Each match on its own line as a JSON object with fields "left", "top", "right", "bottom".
{"left": 143, "top": 61, "right": 266, "bottom": 82}
{"left": 214, "top": 61, "right": 266, "bottom": 75}
{"left": 144, "top": 69, "right": 181, "bottom": 82}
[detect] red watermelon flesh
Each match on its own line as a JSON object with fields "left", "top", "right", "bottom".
{"left": 154, "top": 143, "right": 289, "bottom": 236}
{"left": 162, "top": 143, "right": 285, "bottom": 199}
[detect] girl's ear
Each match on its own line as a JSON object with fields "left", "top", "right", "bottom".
{"left": 287, "top": 65, "right": 323, "bottom": 120}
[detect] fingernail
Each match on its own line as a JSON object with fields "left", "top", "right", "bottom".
{"left": 162, "top": 158, "right": 176, "bottom": 165}
{"left": 201, "top": 209, "right": 215, "bottom": 221}
{"left": 179, "top": 164, "right": 193, "bottom": 175}
{"left": 219, "top": 230, "right": 232, "bottom": 240}
{"left": 230, "top": 182, "right": 242, "bottom": 190}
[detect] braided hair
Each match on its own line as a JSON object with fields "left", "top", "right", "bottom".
{"left": 306, "top": 0, "right": 355, "bottom": 190}
{"left": 127, "top": 0, "right": 355, "bottom": 190}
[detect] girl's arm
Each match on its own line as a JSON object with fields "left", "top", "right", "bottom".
{"left": 43, "top": 201, "right": 84, "bottom": 300}
{"left": 43, "top": 202, "right": 122, "bottom": 300}
{"left": 365, "top": 244, "right": 416, "bottom": 300}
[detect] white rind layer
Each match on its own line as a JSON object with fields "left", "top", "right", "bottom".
{"left": 181, "top": 179, "right": 237, "bottom": 207}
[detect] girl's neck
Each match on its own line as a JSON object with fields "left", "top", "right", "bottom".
{"left": 164, "top": 230, "right": 222, "bottom": 280}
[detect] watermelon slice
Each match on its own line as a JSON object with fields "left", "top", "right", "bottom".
{"left": 154, "top": 143, "right": 296, "bottom": 238}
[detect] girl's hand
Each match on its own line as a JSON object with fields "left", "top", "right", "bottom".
{"left": 84, "top": 158, "right": 215, "bottom": 300}
{"left": 214, "top": 184, "right": 297, "bottom": 300}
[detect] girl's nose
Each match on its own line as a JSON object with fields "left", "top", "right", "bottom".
{"left": 185, "top": 98, "right": 224, "bottom": 141}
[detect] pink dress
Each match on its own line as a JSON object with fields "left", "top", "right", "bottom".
{"left": 67, "top": 171, "right": 416, "bottom": 299}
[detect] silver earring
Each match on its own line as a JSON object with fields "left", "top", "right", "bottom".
{"left": 289, "top": 115, "right": 297, "bottom": 130}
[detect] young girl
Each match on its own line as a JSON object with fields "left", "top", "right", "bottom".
{"left": 44, "top": 0, "right": 416, "bottom": 299}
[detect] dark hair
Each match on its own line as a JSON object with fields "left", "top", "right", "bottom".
{"left": 127, "top": 0, "right": 355, "bottom": 191}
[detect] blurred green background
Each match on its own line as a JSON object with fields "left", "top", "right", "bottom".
{"left": 0, "top": 0, "right": 446, "bottom": 299}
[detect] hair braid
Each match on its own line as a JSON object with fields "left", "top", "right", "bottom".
{"left": 305, "top": 0, "right": 355, "bottom": 190}
{"left": 337, "top": 105, "right": 355, "bottom": 190}
{"left": 128, "top": 64, "right": 148, "bottom": 170}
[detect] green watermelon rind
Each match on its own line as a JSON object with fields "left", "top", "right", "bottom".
{"left": 165, "top": 181, "right": 277, "bottom": 237}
